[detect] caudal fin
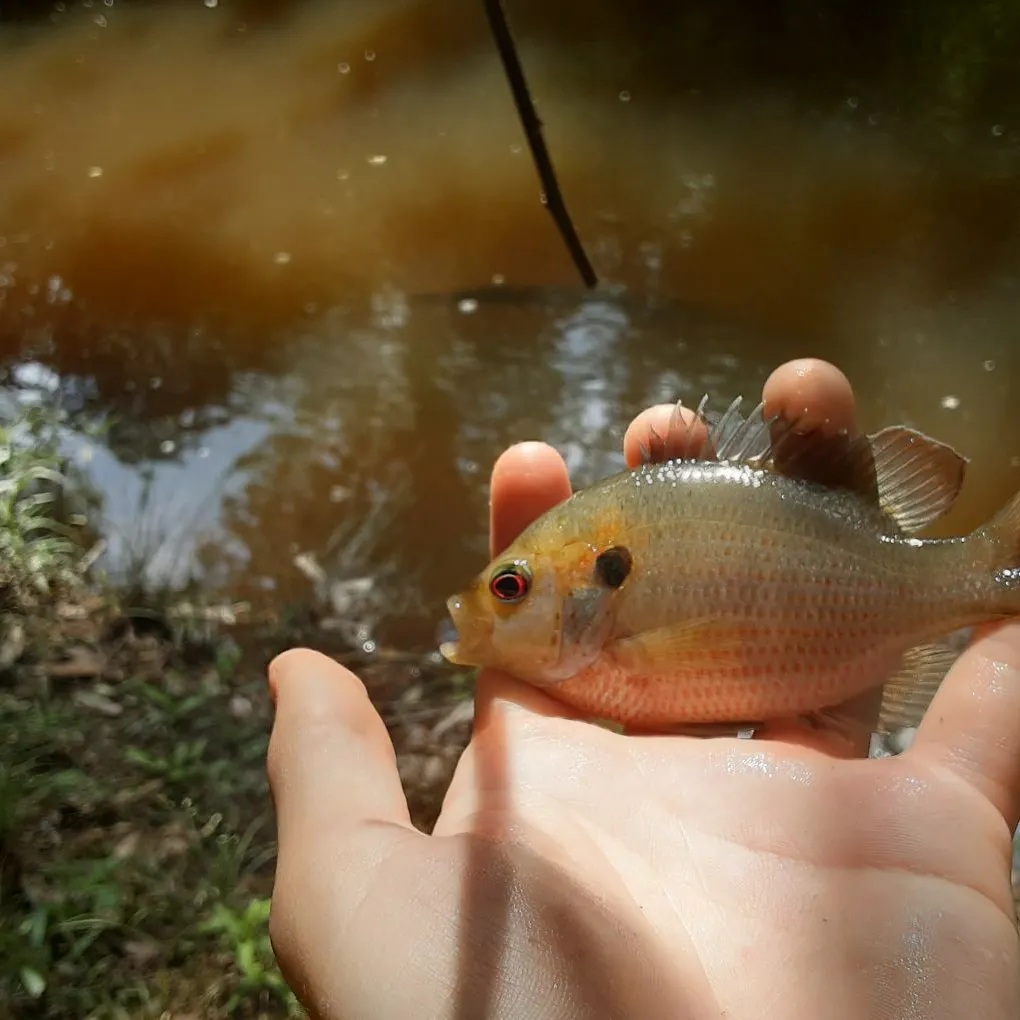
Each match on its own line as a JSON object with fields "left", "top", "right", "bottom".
{"left": 980, "top": 488, "right": 1020, "bottom": 600}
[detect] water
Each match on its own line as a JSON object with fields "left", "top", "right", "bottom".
{"left": 2, "top": 0, "right": 1020, "bottom": 648}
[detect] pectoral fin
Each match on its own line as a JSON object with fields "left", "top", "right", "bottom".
{"left": 608, "top": 618, "right": 748, "bottom": 673}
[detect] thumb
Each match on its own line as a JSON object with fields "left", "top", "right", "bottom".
{"left": 266, "top": 648, "right": 414, "bottom": 850}
{"left": 909, "top": 622, "right": 1020, "bottom": 829}
{"left": 265, "top": 650, "right": 420, "bottom": 1016}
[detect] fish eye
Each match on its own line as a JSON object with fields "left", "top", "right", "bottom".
{"left": 489, "top": 563, "right": 531, "bottom": 603}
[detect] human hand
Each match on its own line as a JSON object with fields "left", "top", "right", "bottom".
{"left": 266, "top": 358, "right": 1020, "bottom": 1020}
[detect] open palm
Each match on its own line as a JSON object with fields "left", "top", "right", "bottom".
{"left": 266, "top": 359, "right": 1020, "bottom": 1020}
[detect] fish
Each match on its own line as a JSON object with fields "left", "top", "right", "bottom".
{"left": 440, "top": 397, "right": 1020, "bottom": 748}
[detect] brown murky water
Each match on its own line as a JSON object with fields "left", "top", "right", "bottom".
{"left": 3, "top": 0, "right": 1020, "bottom": 648}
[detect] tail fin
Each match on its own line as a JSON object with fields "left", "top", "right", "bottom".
{"left": 981, "top": 488, "right": 1020, "bottom": 597}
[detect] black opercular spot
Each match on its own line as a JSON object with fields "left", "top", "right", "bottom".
{"left": 595, "top": 546, "right": 633, "bottom": 589}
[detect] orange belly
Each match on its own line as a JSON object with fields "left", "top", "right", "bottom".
{"left": 551, "top": 643, "right": 904, "bottom": 728}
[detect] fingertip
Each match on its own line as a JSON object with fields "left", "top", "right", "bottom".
{"left": 268, "top": 646, "right": 327, "bottom": 705}
{"left": 266, "top": 647, "right": 412, "bottom": 834}
{"left": 489, "top": 441, "right": 571, "bottom": 556}
{"left": 623, "top": 404, "right": 713, "bottom": 468}
{"left": 762, "top": 358, "right": 857, "bottom": 436}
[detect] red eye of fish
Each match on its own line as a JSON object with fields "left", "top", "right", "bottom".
{"left": 489, "top": 565, "right": 531, "bottom": 602}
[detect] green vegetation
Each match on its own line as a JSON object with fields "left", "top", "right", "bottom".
{"left": 0, "top": 405, "right": 82, "bottom": 611}
{"left": 0, "top": 669, "right": 298, "bottom": 1019}
{"left": 0, "top": 404, "right": 474, "bottom": 1017}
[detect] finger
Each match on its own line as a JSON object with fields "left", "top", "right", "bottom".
{"left": 909, "top": 621, "right": 1020, "bottom": 827}
{"left": 489, "top": 441, "right": 572, "bottom": 556}
{"left": 435, "top": 668, "right": 586, "bottom": 836}
{"left": 623, "top": 403, "right": 713, "bottom": 468}
{"left": 267, "top": 648, "right": 413, "bottom": 849}
{"left": 755, "top": 719, "right": 867, "bottom": 759}
{"left": 762, "top": 358, "right": 858, "bottom": 436}
{"left": 473, "top": 667, "right": 586, "bottom": 723}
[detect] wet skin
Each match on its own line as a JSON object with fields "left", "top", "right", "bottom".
{"left": 265, "top": 358, "right": 1020, "bottom": 1020}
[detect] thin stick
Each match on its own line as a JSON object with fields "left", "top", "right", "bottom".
{"left": 482, "top": 0, "right": 598, "bottom": 289}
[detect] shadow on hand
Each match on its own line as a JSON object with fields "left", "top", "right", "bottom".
{"left": 451, "top": 679, "right": 713, "bottom": 1020}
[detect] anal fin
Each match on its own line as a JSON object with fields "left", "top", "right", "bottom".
{"left": 877, "top": 640, "right": 961, "bottom": 734}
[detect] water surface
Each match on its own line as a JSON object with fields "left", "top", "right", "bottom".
{"left": 2, "top": 0, "right": 1019, "bottom": 647}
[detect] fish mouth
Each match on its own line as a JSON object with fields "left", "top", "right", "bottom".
{"left": 439, "top": 595, "right": 467, "bottom": 664}
{"left": 437, "top": 600, "right": 462, "bottom": 663}
{"left": 439, "top": 593, "right": 490, "bottom": 666}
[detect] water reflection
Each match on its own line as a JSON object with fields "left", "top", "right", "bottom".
{"left": 1, "top": 0, "right": 1019, "bottom": 646}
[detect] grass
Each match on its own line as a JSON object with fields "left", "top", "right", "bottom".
{"left": 0, "top": 627, "right": 471, "bottom": 1020}
{"left": 0, "top": 400, "right": 474, "bottom": 1018}
{"left": 0, "top": 405, "right": 83, "bottom": 611}
{"left": 0, "top": 665, "right": 297, "bottom": 1018}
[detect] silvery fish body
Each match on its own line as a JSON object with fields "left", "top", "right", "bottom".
{"left": 442, "top": 402, "right": 1020, "bottom": 739}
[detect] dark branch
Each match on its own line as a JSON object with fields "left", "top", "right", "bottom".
{"left": 482, "top": 0, "right": 598, "bottom": 289}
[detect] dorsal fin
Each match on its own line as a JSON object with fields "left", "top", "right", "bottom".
{"left": 867, "top": 426, "right": 968, "bottom": 533}
{"left": 647, "top": 395, "right": 776, "bottom": 465}
{"left": 659, "top": 394, "right": 968, "bottom": 535}
{"left": 759, "top": 423, "right": 967, "bottom": 534}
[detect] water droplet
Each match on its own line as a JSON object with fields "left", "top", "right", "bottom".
{"left": 364, "top": 49, "right": 376, "bottom": 61}
{"left": 940, "top": 395, "right": 960, "bottom": 410}
{"left": 366, "top": 154, "right": 388, "bottom": 166}
{"left": 992, "top": 124, "right": 1005, "bottom": 137}
{"left": 337, "top": 61, "right": 350, "bottom": 74}
{"left": 160, "top": 439, "right": 176, "bottom": 454}
{"left": 983, "top": 359, "right": 996, "bottom": 372}
{"left": 273, "top": 251, "right": 292, "bottom": 265}
{"left": 491, "top": 273, "right": 505, "bottom": 286}
{"left": 197, "top": 446, "right": 210, "bottom": 459}
{"left": 149, "top": 376, "right": 163, "bottom": 390}
{"left": 618, "top": 90, "right": 631, "bottom": 102}
{"left": 336, "top": 169, "right": 349, "bottom": 181}
{"left": 846, "top": 96, "right": 859, "bottom": 110}
{"left": 457, "top": 298, "right": 479, "bottom": 315}
{"left": 87, "top": 166, "right": 103, "bottom": 178}
{"left": 509, "top": 143, "right": 522, "bottom": 155}
{"left": 93, "top": 13, "right": 106, "bottom": 26}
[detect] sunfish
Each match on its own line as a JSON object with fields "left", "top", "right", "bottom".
{"left": 441, "top": 397, "right": 1020, "bottom": 748}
